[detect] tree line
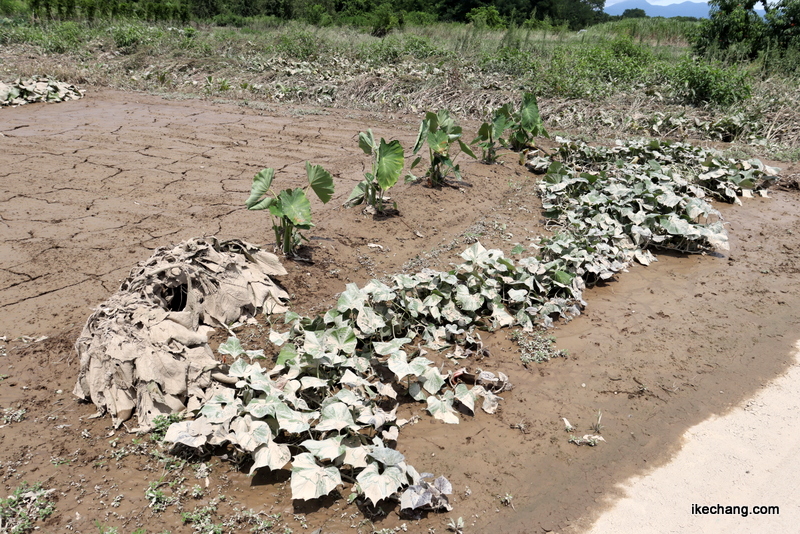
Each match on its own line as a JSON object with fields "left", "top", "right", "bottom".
{"left": 11, "top": 0, "right": 613, "bottom": 30}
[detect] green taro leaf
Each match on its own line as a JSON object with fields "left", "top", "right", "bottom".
{"left": 458, "top": 139, "right": 477, "bottom": 160}
{"left": 411, "top": 118, "right": 429, "bottom": 155}
{"left": 359, "top": 129, "right": 376, "bottom": 155}
{"left": 276, "top": 344, "right": 298, "bottom": 366}
{"left": 246, "top": 168, "right": 275, "bottom": 209}
{"left": 376, "top": 139, "right": 405, "bottom": 191}
{"left": 428, "top": 130, "right": 449, "bottom": 154}
{"left": 305, "top": 161, "right": 335, "bottom": 204}
{"left": 520, "top": 92, "right": 547, "bottom": 137}
{"left": 276, "top": 188, "right": 313, "bottom": 226}
{"left": 290, "top": 453, "right": 343, "bottom": 500}
{"left": 552, "top": 270, "right": 575, "bottom": 286}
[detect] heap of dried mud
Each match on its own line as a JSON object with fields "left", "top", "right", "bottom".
{"left": 72, "top": 237, "right": 289, "bottom": 430}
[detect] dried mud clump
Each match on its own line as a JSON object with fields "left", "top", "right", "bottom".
{"left": 72, "top": 237, "right": 289, "bottom": 431}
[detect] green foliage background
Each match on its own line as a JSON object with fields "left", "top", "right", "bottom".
{"left": 1, "top": 0, "right": 611, "bottom": 31}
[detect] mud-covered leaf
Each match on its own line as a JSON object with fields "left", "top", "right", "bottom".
{"left": 357, "top": 463, "right": 406, "bottom": 506}
{"left": 301, "top": 435, "right": 346, "bottom": 461}
{"left": 250, "top": 440, "right": 292, "bottom": 474}
{"left": 426, "top": 394, "right": 459, "bottom": 424}
{"left": 369, "top": 446, "right": 405, "bottom": 466}
{"left": 315, "top": 402, "right": 356, "bottom": 432}
{"left": 374, "top": 337, "right": 412, "bottom": 356}
{"left": 290, "top": 453, "right": 342, "bottom": 500}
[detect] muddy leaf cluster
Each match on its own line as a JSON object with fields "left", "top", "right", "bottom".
{"left": 536, "top": 138, "right": 779, "bottom": 274}
{"left": 0, "top": 77, "right": 83, "bottom": 107}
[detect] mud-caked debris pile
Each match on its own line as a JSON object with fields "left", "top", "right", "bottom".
{"left": 73, "top": 237, "right": 289, "bottom": 430}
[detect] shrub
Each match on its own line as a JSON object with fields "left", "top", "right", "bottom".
{"left": 466, "top": 6, "right": 506, "bottom": 29}
{"left": 669, "top": 56, "right": 751, "bottom": 107}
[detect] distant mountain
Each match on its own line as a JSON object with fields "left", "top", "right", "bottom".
{"left": 604, "top": 0, "right": 766, "bottom": 19}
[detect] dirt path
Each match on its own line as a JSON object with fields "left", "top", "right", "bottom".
{"left": 579, "top": 341, "right": 800, "bottom": 533}
{"left": 0, "top": 90, "right": 798, "bottom": 533}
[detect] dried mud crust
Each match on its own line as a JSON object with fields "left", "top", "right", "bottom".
{"left": 0, "top": 90, "right": 798, "bottom": 534}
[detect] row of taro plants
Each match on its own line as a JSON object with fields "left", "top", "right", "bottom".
{"left": 247, "top": 93, "right": 550, "bottom": 259}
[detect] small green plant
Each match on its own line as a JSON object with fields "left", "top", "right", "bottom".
{"left": 409, "top": 110, "right": 476, "bottom": 187}
{"left": 562, "top": 417, "right": 575, "bottom": 433}
{"left": 94, "top": 522, "right": 120, "bottom": 534}
{"left": 345, "top": 129, "right": 404, "bottom": 214}
{"left": 182, "top": 504, "right": 222, "bottom": 533}
{"left": 503, "top": 92, "right": 549, "bottom": 152}
{"left": 150, "top": 413, "right": 183, "bottom": 442}
{"left": 513, "top": 330, "right": 568, "bottom": 366}
{"left": 0, "top": 482, "right": 56, "bottom": 534}
{"left": 473, "top": 105, "right": 512, "bottom": 164}
{"left": 245, "top": 163, "right": 335, "bottom": 257}
{"left": 145, "top": 478, "right": 175, "bottom": 512}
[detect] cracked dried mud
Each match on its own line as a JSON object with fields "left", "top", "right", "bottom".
{"left": 1, "top": 89, "right": 799, "bottom": 533}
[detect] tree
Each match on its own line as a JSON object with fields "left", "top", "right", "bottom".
{"left": 694, "top": 0, "right": 799, "bottom": 60}
{"left": 621, "top": 7, "right": 646, "bottom": 18}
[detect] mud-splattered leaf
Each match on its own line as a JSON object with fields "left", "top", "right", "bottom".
{"left": 357, "top": 463, "right": 406, "bottom": 506}
{"left": 290, "top": 453, "right": 342, "bottom": 500}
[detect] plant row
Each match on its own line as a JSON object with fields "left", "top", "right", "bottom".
{"left": 166, "top": 128, "right": 779, "bottom": 513}
{"left": 246, "top": 94, "right": 547, "bottom": 257}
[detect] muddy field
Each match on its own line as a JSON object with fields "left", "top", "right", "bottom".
{"left": 1, "top": 90, "right": 799, "bottom": 533}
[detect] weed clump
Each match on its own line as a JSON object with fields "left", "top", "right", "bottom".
{"left": 0, "top": 482, "right": 56, "bottom": 534}
{"left": 511, "top": 330, "right": 568, "bottom": 366}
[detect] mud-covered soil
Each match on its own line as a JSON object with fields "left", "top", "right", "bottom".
{"left": 1, "top": 90, "right": 799, "bottom": 533}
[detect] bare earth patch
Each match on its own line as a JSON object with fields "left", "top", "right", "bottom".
{"left": 0, "top": 89, "right": 798, "bottom": 533}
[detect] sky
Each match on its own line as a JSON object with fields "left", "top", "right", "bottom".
{"left": 604, "top": 0, "right": 708, "bottom": 5}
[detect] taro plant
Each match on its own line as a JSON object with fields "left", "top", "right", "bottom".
{"left": 504, "top": 92, "right": 549, "bottom": 152}
{"left": 345, "top": 129, "right": 405, "bottom": 214}
{"left": 473, "top": 104, "right": 513, "bottom": 164}
{"left": 408, "top": 110, "right": 476, "bottom": 186}
{"left": 245, "top": 162, "right": 334, "bottom": 257}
